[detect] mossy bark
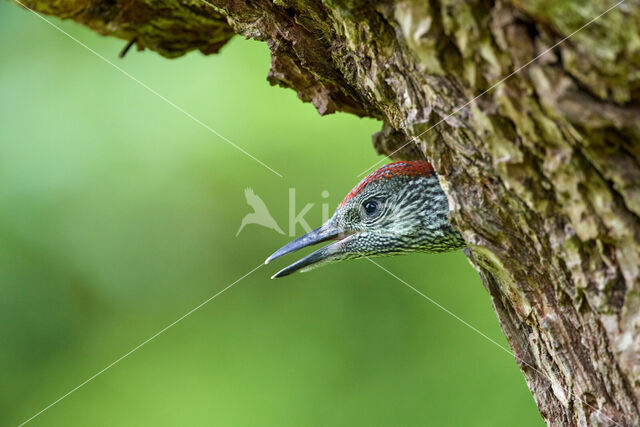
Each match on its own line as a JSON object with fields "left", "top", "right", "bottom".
{"left": 13, "top": 0, "right": 640, "bottom": 424}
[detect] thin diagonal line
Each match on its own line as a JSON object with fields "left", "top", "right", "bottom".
{"left": 365, "top": 257, "right": 513, "bottom": 354}
{"left": 14, "top": 0, "right": 283, "bottom": 179}
{"left": 365, "top": 257, "right": 623, "bottom": 427}
{"left": 17, "top": 263, "right": 264, "bottom": 427}
{"left": 356, "top": 0, "right": 626, "bottom": 178}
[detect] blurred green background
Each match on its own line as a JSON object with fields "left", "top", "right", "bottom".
{"left": 1, "top": 3, "right": 541, "bottom": 426}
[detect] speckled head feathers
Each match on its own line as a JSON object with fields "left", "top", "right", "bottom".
{"left": 339, "top": 161, "right": 435, "bottom": 207}
{"left": 266, "top": 159, "right": 465, "bottom": 278}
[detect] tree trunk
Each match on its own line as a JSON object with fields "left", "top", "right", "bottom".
{"left": 14, "top": 0, "right": 640, "bottom": 424}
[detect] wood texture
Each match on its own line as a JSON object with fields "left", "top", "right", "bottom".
{"left": 13, "top": 0, "right": 640, "bottom": 424}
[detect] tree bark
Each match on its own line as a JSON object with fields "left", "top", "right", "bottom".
{"left": 14, "top": 0, "right": 640, "bottom": 424}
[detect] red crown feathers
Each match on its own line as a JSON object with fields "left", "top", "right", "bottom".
{"left": 339, "top": 161, "right": 435, "bottom": 207}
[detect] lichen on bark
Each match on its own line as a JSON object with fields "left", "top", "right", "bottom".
{"left": 12, "top": 0, "right": 640, "bottom": 424}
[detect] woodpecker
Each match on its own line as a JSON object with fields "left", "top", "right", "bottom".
{"left": 265, "top": 161, "right": 466, "bottom": 278}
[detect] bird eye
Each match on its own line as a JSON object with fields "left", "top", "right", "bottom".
{"left": 363, "top": 200, "right": 379, "bottom": 216}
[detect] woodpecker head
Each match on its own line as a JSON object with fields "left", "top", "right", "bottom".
{"left": 266, "top": 161, "right": 465, "bottom": 278}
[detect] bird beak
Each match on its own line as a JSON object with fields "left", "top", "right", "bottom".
{"left": 265, "top": 222, "right": 354, "bottom": 278}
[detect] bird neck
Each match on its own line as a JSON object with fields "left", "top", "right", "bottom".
{"left": 414, "top": 175, "right": 466, "bottom": 252}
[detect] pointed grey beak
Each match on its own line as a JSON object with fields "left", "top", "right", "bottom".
{"left": 265, "top": 223, "right": 353, "bottom": 278}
